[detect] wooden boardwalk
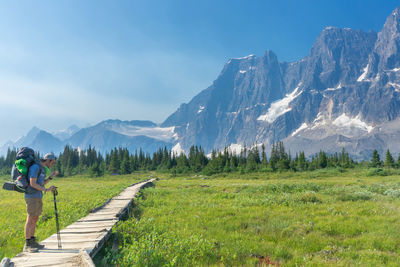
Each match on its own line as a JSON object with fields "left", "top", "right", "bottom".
{"left": 6, "top": 178, "right": 156, "bottom": 267}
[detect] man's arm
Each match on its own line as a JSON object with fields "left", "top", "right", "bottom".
{"left": 30, "top": 177, "right": 50, "bottom": 192}
{"left": 44, "top": 171, "right": 59, "bottom": 185}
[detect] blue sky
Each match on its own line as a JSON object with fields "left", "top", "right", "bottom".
{"left": 0, "top": 0, "right": 399, "bottom": 144}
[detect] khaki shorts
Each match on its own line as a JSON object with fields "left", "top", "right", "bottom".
{"left": 25, "top": 198, "right": 43, "bottom": 217}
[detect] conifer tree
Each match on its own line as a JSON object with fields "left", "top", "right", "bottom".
{"left": 397, "top": 154, "right": 400, "bottom": 169}
{"left": 318, "top": 151, "right": 327, "bottom": 168}
{"left": 269, "top": 143, "right": 279, "bottom": 170}
{"left": 223, "top": 158, "right": 231, "bottom": 172}
{"left": 297, "top": 151, "right": 306, "bottom": 171}
{"left": 120, "top": 150, "right": 131, "bottom": 174}
{"left": 109, "top": 148, "right": 121, "bottom": 174}
{"left": 384, "top": 149, "right": 395, "bottom": 169}
{"left": 370, "top": 149, "right": 381, "bottom": 168}
{"left": 176, "top": 153, "right": 189, "bottom": 171}
{"left": 246, "top": 150, "right": 257, "bottom": 171}
{"left": 229, "top": 154, "right": 237, "bottom": 171}
{"left": 90, "top": 162, "right": 102, "bottom": 177}
{"left": 261, "top": 144, "right": 268, "bottom": 168}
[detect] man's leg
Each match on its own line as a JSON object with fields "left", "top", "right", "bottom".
{"left": 24, "top": 198, "right": 43, "bottom": 252}
{"left": 25, "top": 215, "right": 39, "bottom": 239}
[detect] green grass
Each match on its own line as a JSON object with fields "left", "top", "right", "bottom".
{"left": 3, "top": 168, "right": 400, "bottom": 266}
{"left": 99, "top": 169, "right": 400, "bottom": 266}
{"left": 0, "top": 174, "right": 146, "bottom": 259}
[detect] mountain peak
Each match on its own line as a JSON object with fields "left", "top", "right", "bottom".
{"left": 263, "top": 50, "right": 278, "bottom": 58}
{"left": 372, "top": 6, "right": 400, "bottom": 70}
{"left": 381, "top": 6, "right": 400, "bottom": 33}
{"left": 390, "top": 6, "right": 400, "bottom": 19}
{"left": 27, "top": 126, "right": 41, "bottom": 135}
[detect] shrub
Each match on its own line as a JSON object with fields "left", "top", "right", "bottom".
{"left": 384, "top": 189, "right": 400, "bottom": 198}
{"left": 337, "top": 191, "right": 373, "bottom": 201}
{"left": 299, "top": 191, "right": 322, "bottom": 203}
{"left": 366, "top": 168, "right": 388, "bottom": 177}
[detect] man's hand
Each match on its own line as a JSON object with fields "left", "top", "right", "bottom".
{"left": 46, "top": 186, "right": 57, "bottom": 193}
{"left": 50, "top": 171, "right": 59, "bottom": 178}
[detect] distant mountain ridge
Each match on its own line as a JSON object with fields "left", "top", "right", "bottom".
{"left": 53, "top": 125, "right": 80, "bottom": 141}
{"left": 3, "top": 7, "right": 400, "bottom": 159}
{"left": 0, "top": 120, "right": 175, "bottom": 155}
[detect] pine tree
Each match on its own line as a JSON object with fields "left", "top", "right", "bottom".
{"left": 246, "top": 150, "right": 257, "bottom": 172}
{"left": 176, "top": 153, "right": 189, "bottom": 172}
{"left": 269, "top": 143, "right": 279, "bottom": 170}
{"left": 229, "top": 155, "right": 237, "bottom": 171}
{"left": 109, "top": 148, "right": 120, "bottom": 174}
{"left": 223, "top": 158, "right": 231, "bottom": 173}
{"left": 370, "top": 149, "right": 381, "bottom": 168}
{"left": 397, "top": 154, "right": 400, "bottom": 169}
{"left": 384, "top": 149, "right": 395, "bottom": 169}
{"left": 297, "top": 151, "right": 306, "bottom": 171}
{"left": 318, "top": 151, "right": 327, "bottom": 168}
{"left": 160, "top": 147, "right": 172, "bottom": 169}
{"left": 261, "top": 144, "right": 268, "bottom": 168}
{"left": 90, "top": 162, "right": 102, "bottom": 177}
{"left": 120, "top": 150, "right": 131, "bottom": 174}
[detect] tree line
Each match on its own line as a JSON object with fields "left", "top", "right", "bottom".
{"left": 0, "top": 143, "right": 398, "bottom": 177}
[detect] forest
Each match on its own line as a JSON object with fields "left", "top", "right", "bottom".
{"left": 0, "top": 143, "right": 396, "bottom": 177}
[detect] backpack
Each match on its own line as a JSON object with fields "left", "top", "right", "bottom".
{"left": 2, "top": 147, "right": 39, "bottom": 193}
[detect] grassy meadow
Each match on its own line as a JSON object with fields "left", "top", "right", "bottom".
{"left": 1, "top": 168, "right": 400, "bottom": 266}
{"left": 97, "top": 168, "right": 400, "bottom": 266}
{"left": 0, "top": 174, "right": 146, "bottom": 259}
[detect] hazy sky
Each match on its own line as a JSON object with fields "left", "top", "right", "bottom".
{"left": 0, "top": 0, "right": 399, "bottom": 144}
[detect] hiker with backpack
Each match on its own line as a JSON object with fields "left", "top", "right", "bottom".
{"left": 23, "top": 152, "right": 58, "bottom": 252}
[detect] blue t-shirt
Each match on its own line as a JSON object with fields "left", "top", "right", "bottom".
{"left": 25, "top": 163, "right": 45, "bottom": 199}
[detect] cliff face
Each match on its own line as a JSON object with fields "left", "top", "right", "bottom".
{"left": 163, "top": 7, "right": 400, "bottom": 159}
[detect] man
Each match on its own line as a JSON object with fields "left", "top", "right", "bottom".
{"left": 24, "top": 153, "right": 59, "bottom": 252}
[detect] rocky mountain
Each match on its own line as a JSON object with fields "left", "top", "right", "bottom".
{"left": 0, "top": 120, "right": 175, "bottom": 155}
{"left": 65, "top": 120, "right": 175, "bottom": 153}
{"left": 4, "top": 7, "right": 400, "bottom": 160}
{"left": 53, "top": 125, "right": 80, "bottom": 141}
{"left": 163, "top": 7, "right": 400, "bottom": 160}
{"left": 0, "top": 127, "right": 64, "bottom": 155}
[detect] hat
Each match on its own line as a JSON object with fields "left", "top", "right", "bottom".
{"left": 43, "top": 153, "right": 57, "bottom": 161}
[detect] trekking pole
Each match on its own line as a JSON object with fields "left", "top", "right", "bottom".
{"left": 53, "top": 188, "right": 62, "bottom": 249}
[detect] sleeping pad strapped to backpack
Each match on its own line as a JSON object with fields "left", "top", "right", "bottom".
{"left": 2, "top": 147, "right": 38, "bottom": 193}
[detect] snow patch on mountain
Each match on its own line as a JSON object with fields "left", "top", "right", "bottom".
{"left": 172, "top": 143, "right": 184, "bottom": 155}
{"left": 333, "top": 114, "right": 374, "bottom": 133}
{"left": 109, "top": 125, "right": 177, "bottom": 142}
{"left": 291, "top": 123, "right": 308, "bottom": 136}
{"left": 257, "top": 85, "right": 302, "bottom": 123}
{"left": 388, "top": 82, "right": 400, "bottom": 92}
{"left": 227, "top": 143, "right": 243, "bottom": 155}
{"left": 357, "top": 64, "right": 369, "bottom": 82}
{"left": 235, "top": 54, "right": 255, "bottom": 60}
{"left": 311, "top": 113, "right": 327, "bottom": 129}
{"left": 325, "top": 83, "right": 342, "bottom": 91}
{"left": 197, "top": 106, "right": 205, "bottom": 114}
{"left": 310, "top": 112, "right": 374, "bottom": 133}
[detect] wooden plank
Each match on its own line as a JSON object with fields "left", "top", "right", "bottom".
{"left": 7, "top": 178, "right": 156, "bottom": 267}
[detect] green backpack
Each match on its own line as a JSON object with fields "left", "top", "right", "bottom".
{"left": 2, "top": 147, "right": 38, "bottom": 193}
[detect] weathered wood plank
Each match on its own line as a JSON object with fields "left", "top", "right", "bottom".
{"left": 7, "top": 178, "right": 156, "bottom": 267}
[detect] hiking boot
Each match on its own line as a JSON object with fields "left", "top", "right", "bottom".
{"left": 30, "top": 236, "right": 45, "bottom": 249}
{"left": 23, "top": 240, "right": 39, "bottom": 253}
